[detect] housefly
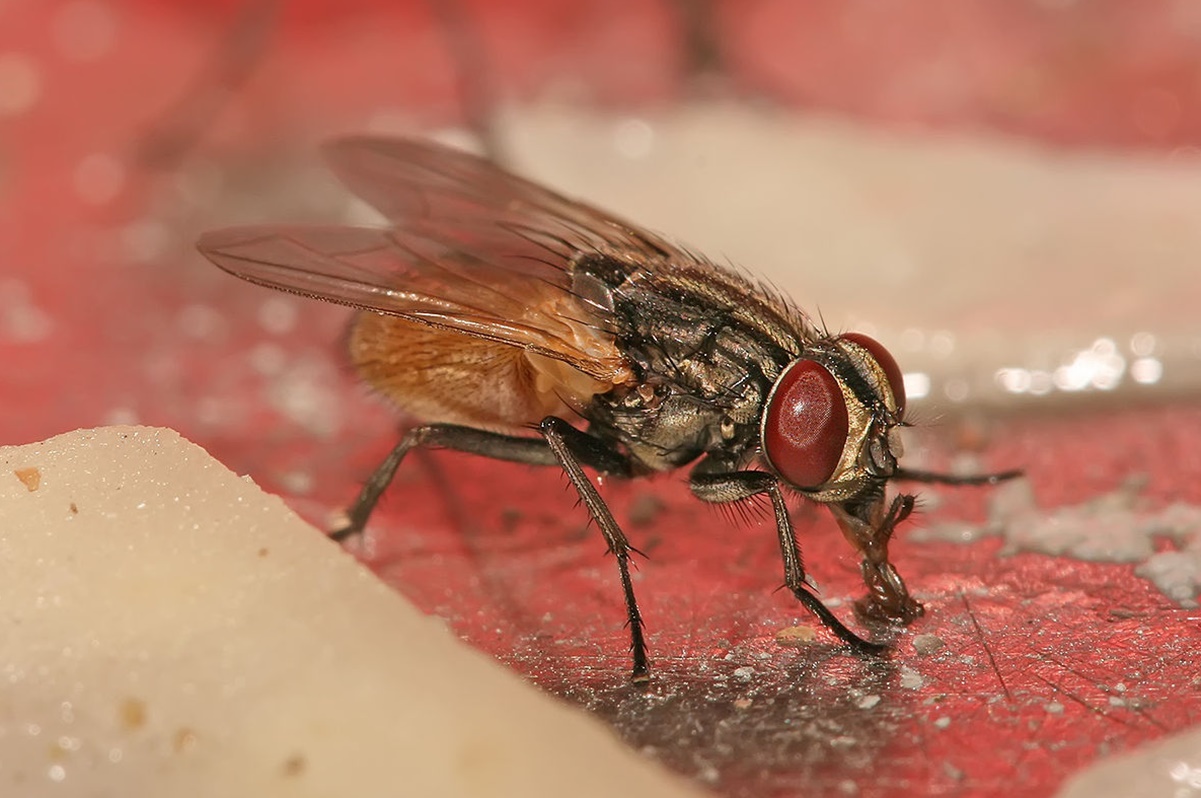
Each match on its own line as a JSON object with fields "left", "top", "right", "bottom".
{"left": 197, "top": 137, "right": 1018, "bottom": 681}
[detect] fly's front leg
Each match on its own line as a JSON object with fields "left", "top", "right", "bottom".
{"left": 895, "top": 467, "right": 1022, "bottom": 486}
{"left": 538, "top": 417, "right": 651, "bottom": 682}
{"left": 689, "top": 467, "right": 889, "bottom": 655}
{"left": 331, "top": 424, "right": 564, "bottom": 542}
{"left": 829, "top": 495, "right": 924, "bottom": 624}
{"left": 832, "top": 464, "right": 1022, "bottom": 618}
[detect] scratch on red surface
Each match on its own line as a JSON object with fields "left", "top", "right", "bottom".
{"left": 960, "top": 592, "right": 1013, "bottom": 704}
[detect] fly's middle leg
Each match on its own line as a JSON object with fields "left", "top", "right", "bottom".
{"left": 539, "top": 417, "right": 652, "bottom": 682}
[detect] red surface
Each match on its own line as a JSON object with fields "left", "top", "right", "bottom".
{"left": 350, "top": 408, "right": 1201, "bottom": 797}
{"left": 4, "top": 3, "right": 1201, "bottom": 797}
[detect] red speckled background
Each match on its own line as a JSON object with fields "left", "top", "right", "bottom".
{"left": 3, "top": 2, "right": 1201, "bottom": 797}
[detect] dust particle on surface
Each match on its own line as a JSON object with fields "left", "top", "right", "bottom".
{"left": 68, "top": 502, "right": 78, "bottom": 514}
{"left": 48, "top": 739, "right": 70, "bottom": 762}
{"left": 1135, "top": 550, "right": 1201, "bottom": 607}
{"left": 856, "top": 694, "right": 881, "bottom": 710}
{"left": 775, "top": 625, "right": 817, "bottom": 646}
{"left": 281, "top": 753, "right": 307, "bottom": 777}
{"left": 174, "top": 727, "right": 198, "bottom": 753}
{"left": 14, "top": 466, "right": 40, "bottom": 491}
{"left": 258, "top": 547, "right": 269, "bottom": 557}
{"left": 119, "top": 697, "right": 147, "bottom": 730}
{"left": 913, "top": 634, "right": 945, "bottom": 655}
{"left": 899, "top": 665, "right": 925, "bottom": 690}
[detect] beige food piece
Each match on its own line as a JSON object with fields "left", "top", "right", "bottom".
{"left": 0, "top": 427, "right": 708, "bottom": 798}
{"left": 1056, "top": 723, "right": 1201, "bottom": 798}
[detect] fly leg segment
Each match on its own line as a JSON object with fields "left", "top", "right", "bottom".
{"left": 829, "top": 496, "right": 924, "bottom": 624}
{"left": 538, "top": 417, "right": 652, "bottom": 682}
{"left": 829, "top": 467, "right": 1022, "bottom": 621}
{"left": 895, "top": 467, "right": 1023, "bottom": 486}
{"left": 331, "top": 423, "right": 592, "bottom": 542}
{"left": 333, "top": 419, "right": 646, "bottom": 677}
{"left": 689, "top": 467, "right": 889, "bottom": 655}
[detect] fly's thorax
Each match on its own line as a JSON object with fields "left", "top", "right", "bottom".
{"left": 760, "top": 333, "right": 907, "bottom": 504}
{"left": 590, "top": 333, "right": 789, "bottom": 471}
{"left": 577, "top": 380, "right": 697, "bottom": 470}
{"left": 580, "top": 328, "right": 785, "bottom": 474}
{"left": 572, "top": 250, "right": 842, "bottom": 474}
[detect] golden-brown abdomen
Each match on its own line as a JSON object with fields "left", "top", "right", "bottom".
{"left": 348, "top": 312, "right": 615, "bottom": 433}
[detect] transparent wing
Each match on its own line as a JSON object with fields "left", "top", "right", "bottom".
{"left": 320, "top": 136, "right": 679, "bottom": 257}
{"left": 197, "top": 223, "right": 632, "bottom": 383}
{"left": 197, "top": 137, "right": 707, "bottom": 385}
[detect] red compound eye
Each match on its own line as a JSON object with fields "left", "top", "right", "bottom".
{"left": 841, "top": 332, "right": 906, "bottom": 418}
{"left": 762, "top": 360, "right": 849, "bottom": 489}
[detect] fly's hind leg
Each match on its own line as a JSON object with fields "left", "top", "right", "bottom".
{"left": 538, "top": 417, "right": 652, "bottom": 682}
{"left": 331, "top": 418, "right": 649, "bottom": 680}
{"left": 332, "top": 424, "right": 565, "bottom": 542}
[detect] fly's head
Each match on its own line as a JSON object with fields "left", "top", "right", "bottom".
{"left": 760, "top": 332, "right": 924, "bottom": 622}
{"left": 760, "top": 332, "right": 906, "bottom": 502}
